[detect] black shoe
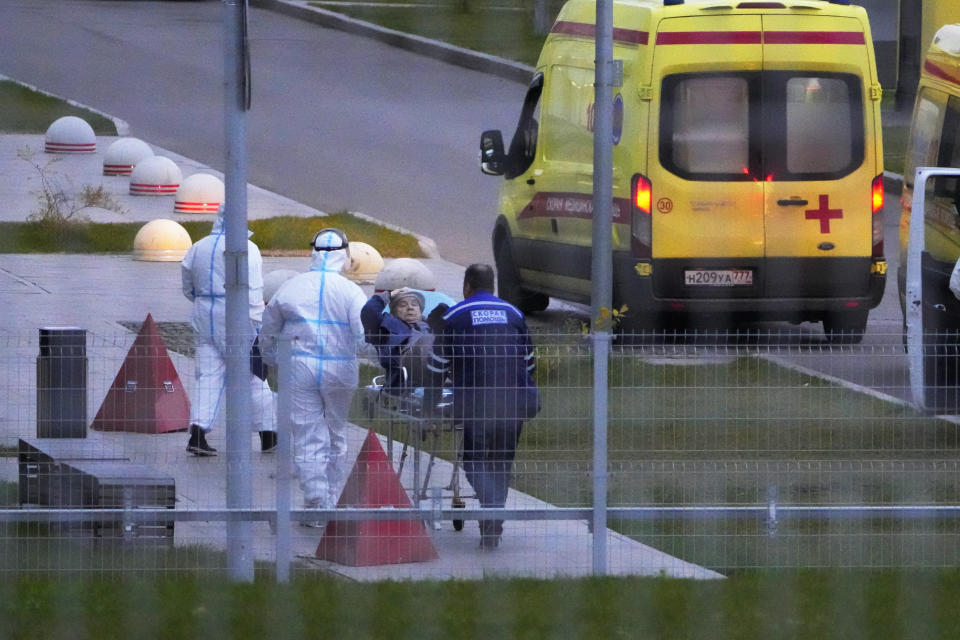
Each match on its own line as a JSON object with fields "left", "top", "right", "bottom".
{"left": 478, "top": 519, "right": 502, "bottom": 550}
{"left": 259, "top": 431, "right": 277, "bottom": 452}
{"left": 186, "top": 425, "right": 217, "bottom": 456}
{"left": 479, "top": 534, "right": 501, "bottom": 550}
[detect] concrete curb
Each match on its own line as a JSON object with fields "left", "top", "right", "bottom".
{"left": 348, "top": 209, "right": 441, "bottom": 259}
{"left": 883, "top": 170, "right": 903, "bottom": 196}
{"left": 251, "top": 0, "right": 535, "bottom": 84}
{"left": 0, "top": 77, "right": 443, "bottom": 259}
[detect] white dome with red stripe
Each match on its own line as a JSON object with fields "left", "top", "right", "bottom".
{"left": 103, "top": 138, "right": 154, "bottom": 176}
{"left": 174, "top": 173, "right": 224, "bottom": 214}
{"left": 44, "top": 116, "right": 96, "bottom": 154}
{"left": 129, "top": 156, "right": 182, "bottom": 196}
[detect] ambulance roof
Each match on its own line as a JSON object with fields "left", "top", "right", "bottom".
{"left": 932, "top": 24, "right": 960, "bottom": 57}
{"left": 555, "top": 0, "right": 865, "bottom": 27}
{"left": 922, "top": 24, "right": 960, "bottom": 88}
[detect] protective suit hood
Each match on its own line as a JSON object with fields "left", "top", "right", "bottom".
{"left": 310, "top": 229, "right": 349, "bottom": 273}
{"left": 211, "top": 205, "right": 253, "bottom": 237}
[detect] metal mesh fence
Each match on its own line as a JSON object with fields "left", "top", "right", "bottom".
{"left": 0, "top": 327, "right": 958, "bottom": 579}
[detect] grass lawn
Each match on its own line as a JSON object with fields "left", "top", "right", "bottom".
{"left": 0, "top": 80, "right": 117, "bottom": 136}
{"left": 321, "top": 3, "right": 547, "bottom": 66}
{"left": 0, "top": 570, "right": 959, "bottom": 639}
{"left": 353, "top": 339, "right": 960, "bottom": 571}
{"left": 0, "top": 214, "right": 424, "bottom": 257}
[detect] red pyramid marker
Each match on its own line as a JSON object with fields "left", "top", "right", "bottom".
{"left": 91, "top": 314, "right": 190, "bottom": 434}
{"left": 316, "top": 430, "right": 439, "bottom": 566}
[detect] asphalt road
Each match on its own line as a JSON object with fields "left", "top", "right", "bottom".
{"left": 0, "top": 0, "right": 921, "bottom": 405}
{"left": 0, "top": 0, "right": 526, "bottom": 265}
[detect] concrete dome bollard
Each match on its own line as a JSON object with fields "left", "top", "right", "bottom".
{"left": 374, "top": 257, "right": 436, "bottom": 292}
{"left": 103, "top": 138, "right": 154, "bottom": 176}
{"left": 44, "top": 116, "right": 96, "bottom": 154}
{"left": 263, "top": 269, "right": 300, "bottom": 304}
{"left": 129, "top": 156, "right": 182, "bottom": 195}
{"left": 174, "top": 173, "right": 224, "bottom": 214}
{"left": 132, "top": 219, "right": 193, "bottom": 261}
{"left": 343, "top": 241, "right": 384, "bottom": 283}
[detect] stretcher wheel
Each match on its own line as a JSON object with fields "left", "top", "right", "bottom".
{"left": 452, "top": 496, "right": 465, "bottom": 531}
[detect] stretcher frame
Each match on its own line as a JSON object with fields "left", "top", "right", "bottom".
{"left": 360, "top": 374, "right": 468, "bottom": 530}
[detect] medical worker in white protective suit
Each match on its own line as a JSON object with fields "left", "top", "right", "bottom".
{"left": 181, "top": 206, "right": 277, "bottom": 456}
{"left": 260, "top": 229, "right": 367, "bottom": 521}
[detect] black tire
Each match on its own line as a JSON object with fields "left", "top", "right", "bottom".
{"left": 494, "top": 236, "right": 549, "bottom": 314}
{"left": 823, "top": 310, "right": 868, "bottom": 344}
{"left": 614, "top": 310, "right": 660, "bottom": 346}
{"left": 453, "top": 519, "right": 464, "bottom": 532}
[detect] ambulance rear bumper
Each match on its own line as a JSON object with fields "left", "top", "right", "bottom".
{"left": 615, "top": 255, "right": 886, "bottom": 320}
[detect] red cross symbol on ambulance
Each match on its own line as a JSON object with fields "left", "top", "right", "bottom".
{"left": 805, "top": 194, "right": 842, "bottom": 233}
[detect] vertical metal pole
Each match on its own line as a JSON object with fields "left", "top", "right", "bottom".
{"left": 533, "top": 0, "right": 551, "bottom": 35}
{"left": 224, "top": 0, "right": 254, "bottom": 582}
{"left": 590, "top": 0, "right": 614, "bottom": 576}
{"left": 275, "top": 338, "right": 292, "bottom": 583}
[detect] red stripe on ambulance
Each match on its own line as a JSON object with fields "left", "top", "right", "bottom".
{"left": 656, "top": 31, "right": 761, "bottom": 45}
{"left": 551, "top": 21, "right": 648, "bottom": 45}
{"left": 764, "top": 31, "right": 865, "bottom": 45}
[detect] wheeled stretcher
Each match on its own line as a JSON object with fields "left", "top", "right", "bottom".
{"left": 360, "top": 374, "right": 468, "bottom": 530}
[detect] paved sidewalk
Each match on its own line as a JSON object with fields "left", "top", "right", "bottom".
{"left": 0, "top": 131, "right": 719, "bottom": 580}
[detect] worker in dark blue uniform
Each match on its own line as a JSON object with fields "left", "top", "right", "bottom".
{"left": 427, "top": 263, "right": 539, "bottom": 549}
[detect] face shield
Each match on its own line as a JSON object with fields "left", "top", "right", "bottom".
{"left": 309, "top": 228, "right": 350, "bottom": 272}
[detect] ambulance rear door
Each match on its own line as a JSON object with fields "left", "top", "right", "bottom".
{"left": 760, "top": 14, "right": 875, "bottom": 297}
{"left": 650, "top": 14, "right": 765, "bottom": 296}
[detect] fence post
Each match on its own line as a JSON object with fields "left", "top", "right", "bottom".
{"left": 275, "top": 337, "right": 293, "bottom": 583}
{"left": 766, "top": 484, "right": 778, "bottom": 538}
{"left": 591, "top": 331, "right": 610, "bottom": 575}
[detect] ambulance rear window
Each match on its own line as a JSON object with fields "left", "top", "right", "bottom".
{"left": 659, "top": 71, "right": 864, "bottom": 182}
{"left": 668, "top": 76, "right": 750, "bottom": 175}
{"left": 776, "top": 74, "right": 863, "bottom": 180}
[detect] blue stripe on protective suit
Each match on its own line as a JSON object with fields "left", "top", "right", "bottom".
{"left": 258, "top": 235, "right": 367, "bottom": 507}
{"left": 180, "top": 222, "right": 274, "bottom": 434}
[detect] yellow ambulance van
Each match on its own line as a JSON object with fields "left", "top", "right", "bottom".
{"left": 480, "top": 0, "right": 886, "bottom": 342}
{"left": 896, "top": 23, "right": 960, "bottom": 410}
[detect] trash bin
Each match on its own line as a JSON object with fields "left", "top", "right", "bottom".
{"left": 37, "top": 327, "right": 87, "bottom": 438}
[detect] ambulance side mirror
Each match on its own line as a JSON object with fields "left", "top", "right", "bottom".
{"left": 480, "top": 130, "right": 506, "bottom": 176}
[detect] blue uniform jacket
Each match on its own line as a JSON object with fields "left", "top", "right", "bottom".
{"left": 427, "top": 291, "right": 539, "bottom": 422}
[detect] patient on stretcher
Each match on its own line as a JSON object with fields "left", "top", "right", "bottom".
{"left": 361, "top": 288, "right": 444, "bottom": 392}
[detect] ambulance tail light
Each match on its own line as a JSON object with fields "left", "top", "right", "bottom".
{"left": 871, "top": 174, "right": 884, "bottom": 257}
{"left": 631, "top": 173, "right": 652, "bottom": 258}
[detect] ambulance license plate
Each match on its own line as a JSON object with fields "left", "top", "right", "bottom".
{"left": 684, "top": 269, "right": 753, "bottom": 287}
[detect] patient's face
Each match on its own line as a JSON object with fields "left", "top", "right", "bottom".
{"left": 394, "top": 298, "right": 422, "bottom": 324}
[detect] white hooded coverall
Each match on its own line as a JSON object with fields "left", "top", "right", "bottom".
{"left": 260, "top": 232, "right": 366, "bottom": 508}
{"left": 180, "top": 214, "right": 276, "bottom": 434}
